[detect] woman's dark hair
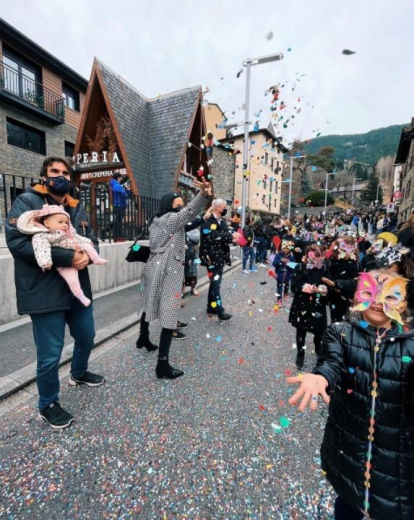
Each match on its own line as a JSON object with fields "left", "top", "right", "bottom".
{"left": 40, "top": 156, "right": 73, "bottom": 177}
{"left": 113, "top": 172, "right": 122, "bottom": 180}
{"left": 397, "top": 253, "right": 414, "bottom": 279}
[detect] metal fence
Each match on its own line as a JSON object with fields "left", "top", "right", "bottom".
{"left": 78, "top": 183, "right": 160, "bottom": 242}
{"left": 0, "top": 174, "right": 160, "bottom": 241}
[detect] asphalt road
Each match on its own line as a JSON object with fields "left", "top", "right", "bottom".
{"left": 0, "top": 266, "right": 335, "bottom": 519}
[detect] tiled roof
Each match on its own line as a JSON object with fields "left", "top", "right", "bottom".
{"left": 97, "top": 60, "right": 200, "bottom": 198}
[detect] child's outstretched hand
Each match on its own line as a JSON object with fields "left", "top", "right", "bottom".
{"left": 287, "top": 373, "right": 330, "bottom": 411}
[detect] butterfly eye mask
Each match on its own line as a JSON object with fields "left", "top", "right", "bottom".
{"left": 306, "top": 251, "right": 326, "bottom": 270}
{"left": 338, "top": 241, "right": 358, "bottom": 260}
{"left": 352, "top": 272, "right": 407, "bottom": 325}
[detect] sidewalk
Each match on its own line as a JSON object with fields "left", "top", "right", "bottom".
{"left": 0, "top": 257, "right": 241, "bottom": 400}
{"left": 0, "top": 265, "right": 335, "bottom": 519}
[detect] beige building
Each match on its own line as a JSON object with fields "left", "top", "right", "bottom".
{"left": 228, "top": 124, "right": 287, "bottom": 216}
{"left": 204, "top": 103, "right": 227, "bottom": 140}
{"left": 395, "top": 117, "right": 414, "bottom": 222}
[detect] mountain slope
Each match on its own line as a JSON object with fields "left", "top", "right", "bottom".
{"left": 303, "top": 124, "right": 407, "bottom": 166}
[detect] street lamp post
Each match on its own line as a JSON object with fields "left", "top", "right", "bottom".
{"left": 286, "top": 155, "right": 306, "bottom": 220}
{"left": 240, "top": 52, "right": 284, "bottom": 229}
{"left": 351, "top": 177, "right": 362, "bottom": 209}
{"left": 323, "top": 171, "right": 336, "bottom": 216}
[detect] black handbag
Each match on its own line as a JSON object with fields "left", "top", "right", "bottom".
{"left": 125, "top": 238, "right": 150, "bottom": 263}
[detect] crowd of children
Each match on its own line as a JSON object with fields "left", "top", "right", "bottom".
{"left": 237, "top": 211, "right": 414, "bottom": 520}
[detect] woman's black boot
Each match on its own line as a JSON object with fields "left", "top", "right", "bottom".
{"left": 156, "top": 358, "right": 184, "bottom": 379}
{"left": 136, "top": 335, "right": 158, "bottom": 352}
{"left": 295, "top": 348, "right": 305, "bottom": 370}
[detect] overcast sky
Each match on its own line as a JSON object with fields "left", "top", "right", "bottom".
{"left": 3, "top": 0, "right": 414, "bottom": 145}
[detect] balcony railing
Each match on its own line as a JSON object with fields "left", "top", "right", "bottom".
{"left": 0, "top": 64, "right": 64, "bottom": 122}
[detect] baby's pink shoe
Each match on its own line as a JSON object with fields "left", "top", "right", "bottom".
{"left": 92, "top": 257, "right": 108, "bottom": 265}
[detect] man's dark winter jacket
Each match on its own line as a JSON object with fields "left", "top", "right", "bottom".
{"left": 5, "top": 185, "right": 98, "bottom": 315}
{"left": 199, "top": 215, "right": 233, "bottom": 269}
{"left": 314, "top": 316, "right": 414, "bottom": 520}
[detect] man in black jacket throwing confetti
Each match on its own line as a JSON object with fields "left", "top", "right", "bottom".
{"left": 199, "top": 198, "right": 241, "bottom": 321}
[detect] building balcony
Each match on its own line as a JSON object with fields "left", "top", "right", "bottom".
{"left": 0, "top": 64, "right": 64, "bottom": 124}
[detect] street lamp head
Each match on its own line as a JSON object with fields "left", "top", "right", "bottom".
{"left": 244, "top": 53, "right": 284, "bottom": 66}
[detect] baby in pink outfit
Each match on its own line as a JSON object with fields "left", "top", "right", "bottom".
{"left": 17, "top": 204, "right": 108, "bottom": 306}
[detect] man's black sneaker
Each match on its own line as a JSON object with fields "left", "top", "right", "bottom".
{"left": 218, "top": 312, "right": 233, "bottom": 321}
{"left": 172, "top": 330, "right": 186, "bottom": 340}
{"left": 69, "top": 371, "right": 105, "bottom": 387}
{"left": 177, "top": 321, "right": 189, "bottom": 329}
{"left": 38, "top": 402, "right": 74, "bottom": 430}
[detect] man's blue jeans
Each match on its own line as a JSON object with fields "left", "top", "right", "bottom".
{"left": 31, "top": 302, "right": 96, "bottom": 410}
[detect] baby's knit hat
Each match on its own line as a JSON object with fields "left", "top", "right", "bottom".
{"left": 37, "top": 204, "right": 70, "bottom": 220}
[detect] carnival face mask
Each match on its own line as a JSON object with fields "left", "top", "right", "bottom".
{"left": 338, "top": 241, "right": 358, "bottom": 260}
{"left": 282, "top": 240, "right": 294, "bottom": 252}
{"left": 306, "top": 251, "right": 326, "bottom": 270}
{"left": 376, "top": 244, "right": 410, "bottom": 268}
{"left": 352, "top": 272, "right": 407, "bottom": 325}
{"left": 371, "top": 239, "right": 384, "bottom": 253}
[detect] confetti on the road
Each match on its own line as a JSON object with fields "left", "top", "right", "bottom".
{"left": 0, "top": 267, "right": 335, "bottom": 519}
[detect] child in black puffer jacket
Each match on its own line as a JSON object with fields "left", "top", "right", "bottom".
{"left": 325, "top": 236, "right": 361, "bottom": 322}
{"left": 288, "top": 269, "right": 414, "bottom": 520}
{"left": 289, "top": 244, "right": 330, "bottom": 369}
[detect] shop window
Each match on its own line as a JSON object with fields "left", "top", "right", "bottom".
{"left": 62, "top": 82, "right": 80, "bottom": 111}
{"left": 7, "top": 118, "right": 46, "bottom": 155}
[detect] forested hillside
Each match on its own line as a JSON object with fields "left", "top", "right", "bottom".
{"left": 303, "top": 124, "right": 407, "bottom": 165}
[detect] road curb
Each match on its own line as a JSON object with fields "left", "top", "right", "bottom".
{"left": 0, "top": 258, "right": 242, "bottom": 401}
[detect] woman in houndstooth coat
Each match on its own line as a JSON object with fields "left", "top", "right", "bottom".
{"left": 136, "top": 178, "right": 211, "bottom": 379}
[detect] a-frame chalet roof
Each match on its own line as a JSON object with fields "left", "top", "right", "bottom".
{"left": 96, "top": 60, "right": 201, "bottom": 198}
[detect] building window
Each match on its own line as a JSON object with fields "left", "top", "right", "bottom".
{"left": 263, "top": 180, "right": 267, "bottom": 190}
{"left": 262, "top": 195, "right": 266, "bottom": 204}
{"left": 274, "top": 199, "right": 277, "bottom": 207}
{"left": 62, "top": 82, "right": 80, "bottom": 111}
{"left": 265, "top": 152, "right": 269, "bottom": 165}
{"left": 275, "top": 181, "right": 278, "bottom": 193}
{"left": 275, "top": 161, "right": 279, "bottom": 174}
{"left": 270, "top": 180, "right": 273, "bottom": 192}
{"left": 3, "top": 46, "right": 41, "bottom": 100}
{"left": 7, "top": 118, "right": 46, "bottom": 155}
{"left": 65, "top": 141, "right": 75, "bottom": 158}
{"left": 270, "top": 157, "right": 274, "bottom": 171}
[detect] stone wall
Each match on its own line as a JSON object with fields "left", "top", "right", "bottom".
{"left": 211, "top": 146, "right": 235, "bottom": 203}
{"left": 399, "top": 139, "right": 414, "bottom": 222}
{"left": 0, "top": 103, "right": 78, "bottom": 222}
{"left": 0, "top": 103, "right": 78, "bottom": 177}
{"left": 0, "top": 240, "right": 146, "bottom": 325}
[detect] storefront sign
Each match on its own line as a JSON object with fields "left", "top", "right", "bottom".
{"left": 80, "top": 168, "right": 127, "bottom": 180}
{"left": 74, "top": 151, "right": 121, "bottom": 164}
